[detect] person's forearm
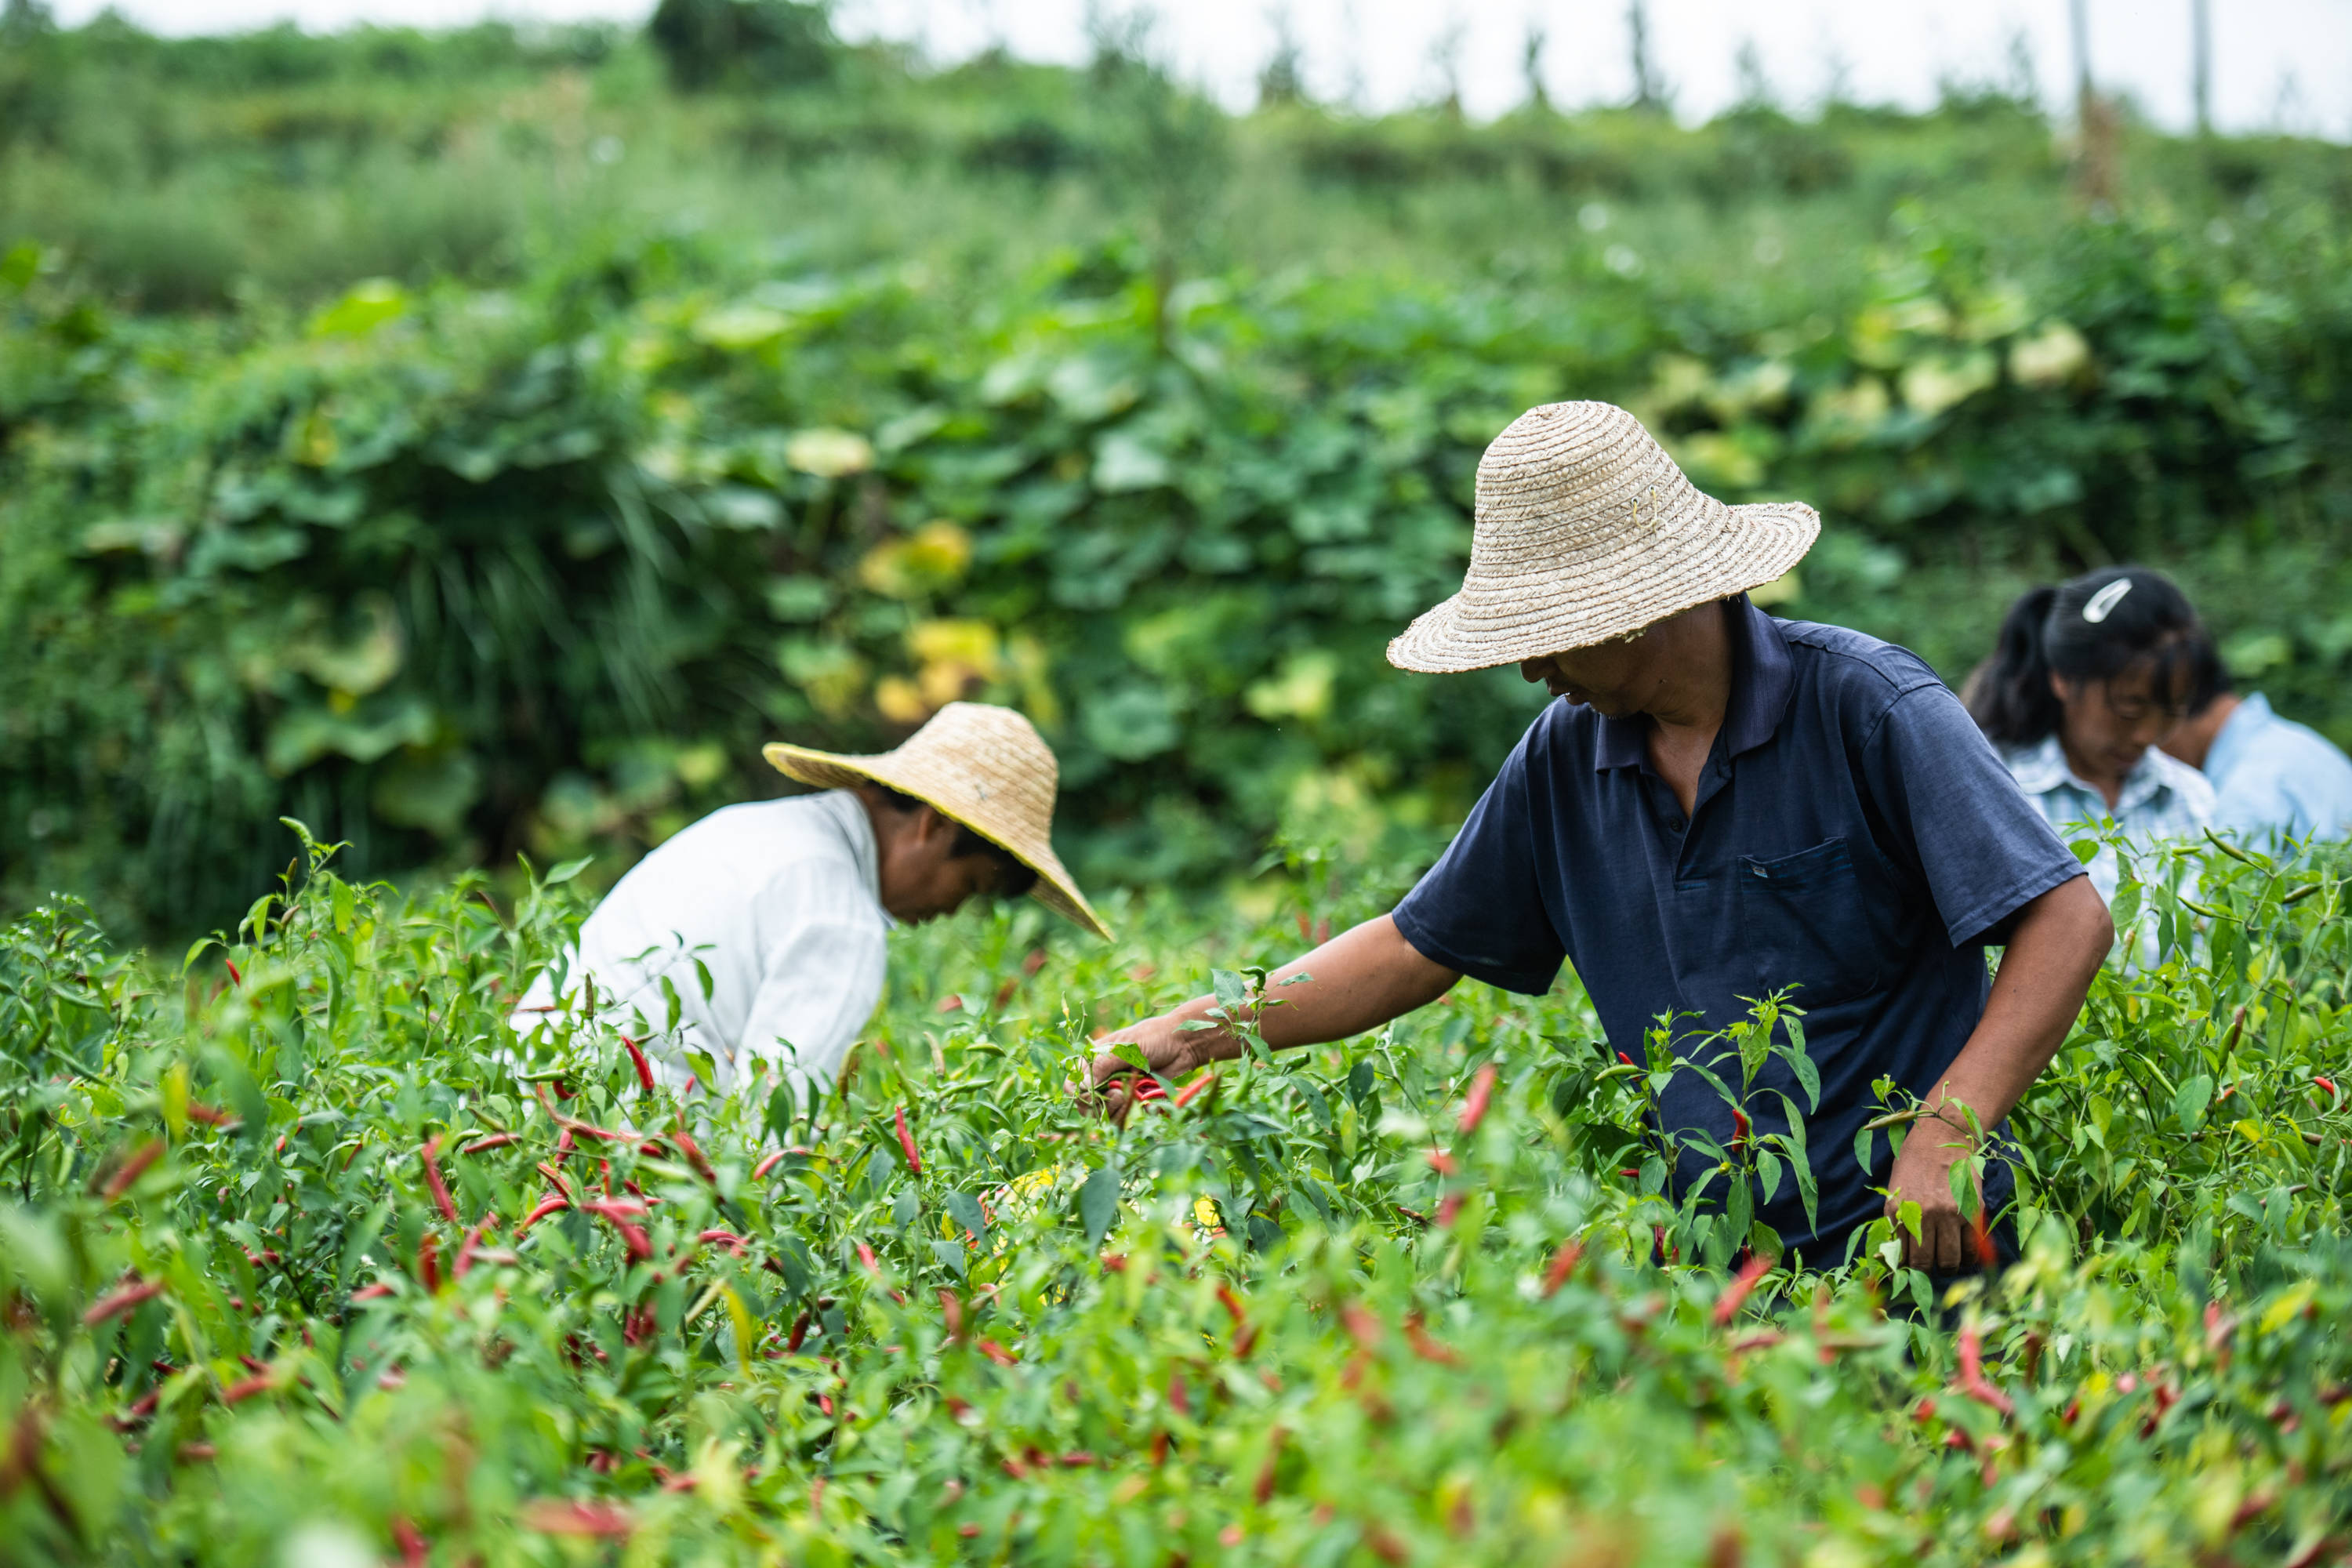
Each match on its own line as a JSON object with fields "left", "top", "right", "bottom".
{"left": 1918, "top": 876, "right": 2113, "bottom": 1134}
{"left": 1152, "top": 915, "right": 1458, "bottom": 1061}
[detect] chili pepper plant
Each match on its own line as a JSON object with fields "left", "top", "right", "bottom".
{"left": 0, "top": 825, "right": 2348, "bottom": 1565}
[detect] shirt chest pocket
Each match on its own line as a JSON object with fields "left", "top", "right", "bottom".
{"left": 1737, "top": 837, "right": 1884, "bottom": 1008}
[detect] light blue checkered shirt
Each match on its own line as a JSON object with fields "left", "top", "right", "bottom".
{"left": 2001, "top": 735, "right": 2215, "bottom": 906}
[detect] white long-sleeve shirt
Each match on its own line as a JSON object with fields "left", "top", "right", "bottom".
{"left": 513, "top": 790, "right": 891, "bottom": 1097}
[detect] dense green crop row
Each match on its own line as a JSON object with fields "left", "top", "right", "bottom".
{"left": 1, "top": 829, "right": 2347, "bottom": 1563}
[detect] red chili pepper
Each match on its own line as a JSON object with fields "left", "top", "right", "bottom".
{"left": 1169, "top": 1370, "right": 1191, "bottom": 1415}
{"left": 351, "top": 1283, "right": 396, "bottom": 1301}
{"left": 1618, "top": 1051, "right": 1636, "bottom": 1067}
{"left": 1426, "top": 1147, "right": 1460, "bottom": 1177}
{"left": 895, "top": 1105, "right": 924, "bottom": 1175}
{"left": 1253, "top": 1427, "right": 1287, "bottom": 1504}
{"left": 1174, "top": 1070, "right": 1219, "bottom": 1109}
{"left": 1456, "top": 1063, "right": 1497, "bottom": 1135}
{"left": 857, "top": 1240, "right": 880, "bottom": 1275}
{"left": 452, "top": 1223, "right": 488, "bottom": 1280}
{"left": 620, "top": 1034, "right": 656, "bottom": 1094}
{"left": 578, "top": 1199, "right": 652, "bottom": 1261}
{"left": 1435, "top": 1192, "right": 1466, "bottom": 1227}
{"left": 938, "top": 1288, "right": 965, "bottom": 1342}
{"left": 1955, "top": 1324, "right": 2014, "bottom": 1417}
{"left": 977, "top": 1338, "right": 1018, "bottom": 1367}
{"left": 390, "top": 1518, "right": 428, "bottom": 1568}
{"left": 220, "top": 1372, "right": 273, "bottom": 1405}
{"left": 461, "top": 1132, "right": 521, "bottom": 1154}
{"left": 274, "top": 1135, "right": 287, "bottom": 1156}
{"left": 223, "top": 959, "right": 242, "bottom": 986}
{"left": 516, "top": 1196, "right": 569, "bottom": 1235}
{"left": 1730, "top": 1105, "right": 1751, "bottom": 1155}
{"left": 936, "top": 993, "right": 964, "bottom": 1014}
{"left": 699, "top": 1229, "right": 749, "bottom": 1257}
{"left": 672, "top": 1124, "right": 717, "bottom": 1182}
{"left": 786, "top": 1308, "right": 812, "bottom": 1353}
{"left": 1403, "top": 1312, "right": 1461, "bottom": 1366}
{"left": 419, "top": 1136, "right": 459, "bottom": 1225}
{"left": 753, "top": 1148, "right": 790, "bottom": 1179}
{"left": 1541, "top": 1240, "right": 1584, "bottom": 1297}
{"left": 1023, "top": 948, "right": 1047, "bottom": 978}
{"left": 83, "top": 1278, "right": 165, "bottom": 1326}
{"left": 98, "top": 1140, "right": 164, "bottom": 1201}
{"left": 417, "top": 1232, "right": 442, "bottom": 1294}
{"left": 1712, "top": 1254, "right": 1773, "bottom": 1327}
{"left": 185, "top": 1102, "right": 236, "bottom": 1128}
{"left": 1215, "top": 1283, "right": 1247, "bottom": 1327}
{"left": 1970, "top": 1204, "right": 1999, "bottom": 1269}
{"left": 2314, "top": 1076, "right": 2339, "bottom": 1098}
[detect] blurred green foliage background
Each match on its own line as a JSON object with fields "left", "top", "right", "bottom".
{"left": 4, "top": 0, "right": 2350, "bottom": 938}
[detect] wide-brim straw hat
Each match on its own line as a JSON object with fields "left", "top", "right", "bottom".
{"left": 764, "top": 702, "right": 1112, "bottom": 941}
{"left": 1387, "top": 401, "right": 1820, "bottom": 673}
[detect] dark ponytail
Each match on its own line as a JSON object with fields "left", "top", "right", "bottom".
{"left": 1964, "top": 566, "right": 2204, "bottom": 748}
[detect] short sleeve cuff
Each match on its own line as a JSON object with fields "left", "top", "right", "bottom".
{"left": 1391, "top": 902, "right": 1563, "bottom": 996}
{"left": 1944, "top": 860, "right": 2088, "bottom": 949}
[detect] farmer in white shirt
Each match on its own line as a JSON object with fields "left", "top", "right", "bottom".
{"left": 514, "top": 702, "right": 1109, "bottom": 1096}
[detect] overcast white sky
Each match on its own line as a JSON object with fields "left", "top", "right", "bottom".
{"left": 54, "top": 0, "right": 2352, "bottom": 137}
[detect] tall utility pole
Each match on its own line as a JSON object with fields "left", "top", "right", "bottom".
{"left": 1628, "top": 0, "right": 1661, "bottom": 111}
{"left": 2068, "top": 0, "right": 2092, "bottom": 120}
{"left": 2190, "top": 0, "right": 2212, "bottom": 134}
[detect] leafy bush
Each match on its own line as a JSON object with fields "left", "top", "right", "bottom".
{"left": 7, "top": 191, "right": 2352, "bottom": 939}
{"left": 0, "top": 831, "right": 2347, "bottom": 1563}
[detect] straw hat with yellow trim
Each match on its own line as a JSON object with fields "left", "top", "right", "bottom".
{"left": 1387, "top": 401, "right": 1820, "bottom": 673}
{"left": 764, "top": 702, "right": 1112, "bottom": 941}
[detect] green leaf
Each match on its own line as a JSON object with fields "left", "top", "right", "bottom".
{"left": 546, "top": 857, "right": 593, "bottom": 886}
{"left": 944, "top": 1191, "right": 988, "bottom": 1246}
{"left": 930, "top": 1239, "right": 967, "bottom": 1279}
{"left": 1210, "top": 969, "right": 1248, "bottom": 1012}
{"left": 1079, "top": 1165, "right": 1121, "bottom": 1247}
{"left": 2173, "top": 1073, "right": 2214, "bottom": 1133}
{"left": 340, "top": 1200, "right": 392, "bottom": 1290}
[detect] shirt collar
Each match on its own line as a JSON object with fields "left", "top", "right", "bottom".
{"left": 1592, "top": 594, "right": 1791, "bottom": 771}
{"left": 819, "top": 789, "right": 895, "bottom": 929}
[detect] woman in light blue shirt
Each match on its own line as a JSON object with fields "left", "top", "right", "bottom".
{"left": 1965, "top": 567, "right": 2215, "bottom": 905}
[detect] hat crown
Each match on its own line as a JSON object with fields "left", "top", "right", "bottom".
{"left": 1383, "top": 399, "right": 1820, "bottom": 672}
{"left": 1471, "top": 401, "right": 1697, "bottom": 564}
{"left": 896, "top": 702, "right": 1059, "bottom": 828}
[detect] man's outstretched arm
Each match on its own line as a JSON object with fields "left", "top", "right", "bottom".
{"left": 1086, "top": 915, "right": 1460, "bottom": 1111}
{"left": 1886, "top": 873, "right": 2114, "bottom": 1270}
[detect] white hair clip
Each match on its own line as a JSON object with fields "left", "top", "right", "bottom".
{"left": 2082, "top": 578, "right": 2133, "bottom": 623}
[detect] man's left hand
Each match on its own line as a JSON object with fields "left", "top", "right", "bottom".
{"left": 1884, "top": 1112, "right": 1980, "bottom": 1273}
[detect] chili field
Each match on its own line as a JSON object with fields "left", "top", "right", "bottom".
{"left": 2, "top": 827, "right": 2350, "bottom": 1566}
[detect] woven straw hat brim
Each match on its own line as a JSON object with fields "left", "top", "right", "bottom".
{"left": 1385, "top": 398, "right": 1820, "bottom": 675}
{"left": 1387, "top": 499, "right": 1817, "bottom": 673}
{"left": 763, "top": 742, "right": 1113, "bottom": 942}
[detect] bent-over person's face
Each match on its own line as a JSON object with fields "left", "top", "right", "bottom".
{"left": 876, "top": 807, "right": 1015, "bottom": 924}
{"left": 1516, "top": 629, "right": 1674, "bottom": 720}
{"left": 2051, "top": 658, "right": 2190, "bottom": 782}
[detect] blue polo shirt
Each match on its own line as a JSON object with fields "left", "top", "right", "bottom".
{"left": 1392, "top": 596, "right": 2085, "bottom": 1265}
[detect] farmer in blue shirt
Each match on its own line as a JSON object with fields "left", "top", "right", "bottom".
{"left": 2162, "top": 633, "right": 2352, "bottom": 844}
{"left": 1091, "top": 402, "right": 2114, "bottom": 1272}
